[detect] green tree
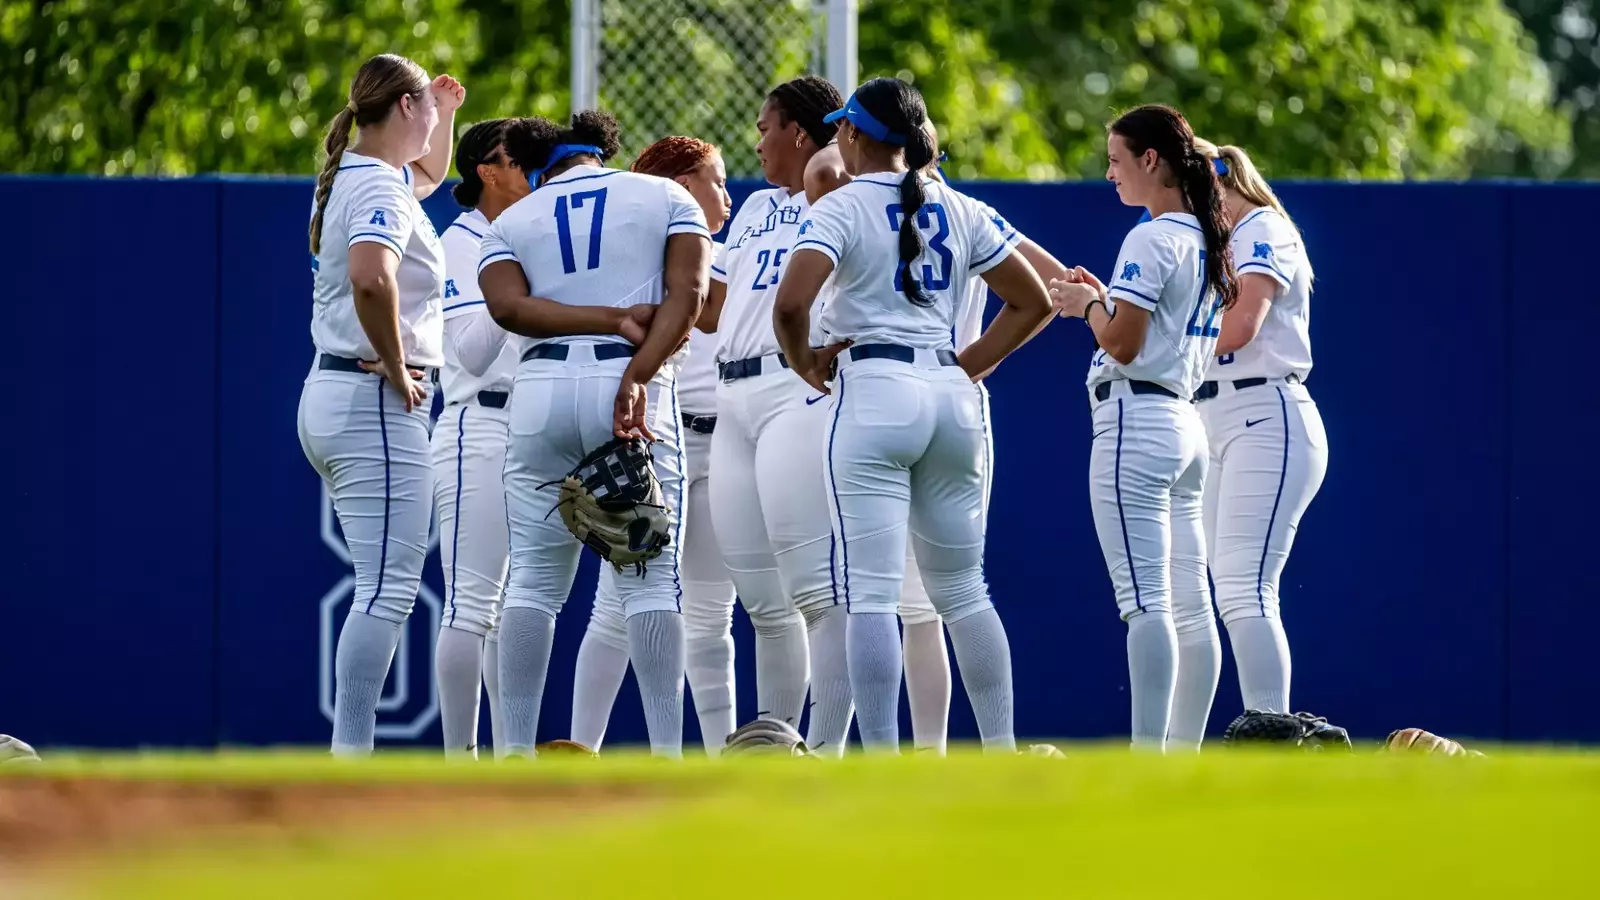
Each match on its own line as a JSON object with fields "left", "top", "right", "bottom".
{"left": 1508, "top": 0, "right": 1600, "bottom": 176}
{"left": 0, "top": 0, "right": 564, "bottom": 176}
{"left": 861, "top": 0, "right": 1572, "bottom": 180}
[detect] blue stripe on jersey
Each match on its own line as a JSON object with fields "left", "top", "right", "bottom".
{"left": 1156, "top": 216, "right": 1203, "bottom": 234}
{"left": 478, "top": 250, "right": 517, "bottom": 269}
{"left": 711, "top": 264, "right": 727, "bottom": 276}
{"left": 448, "top": 222, "right": 484, "bottom": 239}
{"left": 851, "top": 175, "right": 934, "bottom": 188}
{"left": 1110, "top": 285, "right": 1160, "bottom": 306}
{"left": 1237, "top": 260, "right": 1289, "bottom": 282}
{"left": 535, "top": 169, "right": 622, "bottom": 191}
{"left": 668, "top": 220, "right": 710, "bottom": 232}
{"left": 403, "top": 165, "right": 412, "bottom": 186}
{"left": 794, "top": 238, "right": 841, "bottom": 259}
{"left": 444, "top": 300, "right": 486, "bottom": 313}
{"left": 971, "top": 241, "right": 1009, "bottom": 269}
{"left": 349, "top": 232, "right": 404, "bottom": 255}
{"left": 337, "top": 164, "right": 383, "bottom": 172}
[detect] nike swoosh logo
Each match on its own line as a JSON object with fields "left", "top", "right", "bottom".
{"left": 805, "top": 395, "right": 827, "bottom": 405}
{"left": 1245, "top": 418, "right": 1272, "bottom": 428}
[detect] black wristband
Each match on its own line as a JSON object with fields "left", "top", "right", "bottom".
{"left": 1084, "top": 299, "right": 1107, "bottom": 323}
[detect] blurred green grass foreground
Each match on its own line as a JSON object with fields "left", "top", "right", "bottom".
{"left": 4, "top": 746, "right": 1594, "bottom": 898}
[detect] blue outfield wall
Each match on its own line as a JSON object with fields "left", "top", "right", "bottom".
{"left": 1, "top": 176, "right": 1595, "bottom": 749}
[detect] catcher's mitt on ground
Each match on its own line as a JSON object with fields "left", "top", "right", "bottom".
{"left": 723, "top": 718, "right": 810, "bottom": 757}
{"left": 0, "top": 734, "right": 41, "bottom": 764}
{"left": 1222, "top": 710, "right": 1353, "bottom": 750}
{"left": 1384, "top": 728, "right": 1484, "bottom": 758}
{"left": 548, "top": 436, "right": 672, "bottom": 574}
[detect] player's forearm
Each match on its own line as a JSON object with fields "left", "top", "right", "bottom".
{"left": 447, "top": 310, "right": 510, "bottom": 378}
{"left": 1214, "top": 289, "right": 1271, "bottom": 356}
{"left": 1086, "top": 303, "right": 1144, "bottom": 365}
{"left": 694, "top": 280, "right": 727, "bottom": 333}
{"left": 772, "top": 300, "right": 812, "bottom": 369}
{"left": 411, "top": 112, "right": 457, "bottom": 200}
{"left": 352, "top": 278, "right": 407, "bottom": 366}
{"left": 959, "top": 303, "right": 1046, "bottom": 381}
{"left": 488, "top": 296, "right": 627, "bottom": 340}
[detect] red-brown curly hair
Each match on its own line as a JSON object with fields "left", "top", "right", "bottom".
{"left": 631, "top": 135, "right": 720, "bottom": 178}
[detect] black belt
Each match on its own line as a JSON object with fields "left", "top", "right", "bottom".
{"left": 847, "top": 344, "right": 960, "bottom": 366}
{"left": 475, "top": 390, "right": 509, "bottom": 409}
{"left": 1093, "top": 380, "right": 1181, "bottom": 402}
{"left": 681, "top": 412, "right": 717, "bottom": 434}
{"left": 520, "top": 343, "right": 636, "bottom": 364}
{"left": 318, "top": 354, "right": 439, "bottom": 384}
{"left": 718, "top": 353, "right": 788, "bottom": 381}
{"left": 1193, "top": 373, "right": 1300, "bottom": 402}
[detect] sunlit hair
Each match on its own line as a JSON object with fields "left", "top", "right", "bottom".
{"left": 1193, "top": 137, "right": 1302, "bottom": 241}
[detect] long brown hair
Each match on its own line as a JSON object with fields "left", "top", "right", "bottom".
{"left": 308, "top": 54, "right": 430, "bottom": 254}
{"left": 1110, "top": 105, "right": 1238, "bottom": 309}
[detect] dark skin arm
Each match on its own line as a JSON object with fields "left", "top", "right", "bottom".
{"left": 772, "top": 249, "right": 851, "bottom": 394}
{"left": 615, "top": 232, "right": 711, "bottom": 438}
{"left": 959, "top": 250, "right": 1053, "bottom": 380}
{"left": 479, "top": 260, "right": 632, "bottom": 338}
{"left": 693, "top": 279, "right": 728, "bottom": 333}
{"left": 969, "top": 237, "right": 1072, "bottom": 381}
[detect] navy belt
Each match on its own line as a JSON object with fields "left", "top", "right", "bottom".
{"left": 476, "top": 390, "right": 509, "bottom": 409}
{"left": 718, "top": 353, "right": 788, "bottom": 381}
{"left": 318, "top": 353, "right": 439, "bottom": 384}
{"left": 681, "top": 412, "right": 717, "bottom": 434}
{"left": 848, "top": 344, "right": 959, "bottom": 367}
{"left": 1194, "top": 373, "right": 1300, "bottom": 402}
{"left": 520, "top": 343, "right": 636, "bottom": 364}
{"left": 1093, "top": 380, "right": 1181, "bottom": 402}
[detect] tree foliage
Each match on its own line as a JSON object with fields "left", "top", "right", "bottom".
{"left": 0, "top": 0, "right": 1580, "bottom": 179}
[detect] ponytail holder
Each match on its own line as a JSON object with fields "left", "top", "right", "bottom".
{"left": 937, "top": 151, "right": 948, "bottom": 163}
{"left": 527, "top": 143, "right": 606, "bottom": 186}
{"left": 1213, "top": 157, "right": 1229, "bottom": 176}
{"left": 346, "top": 100, "right": 358, "bottom": 114}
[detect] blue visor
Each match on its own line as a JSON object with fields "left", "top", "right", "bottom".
{"left": 528, "top": 143, "right": 605, "bottom": 185}
{"left": 823, "top": 93, "right": 906, "bottom": 146}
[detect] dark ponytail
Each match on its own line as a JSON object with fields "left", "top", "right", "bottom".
{"left": 854, "top": 77, "right": 936, "bottom": 308}
{"left": 1110, "top": 104, "right": 1237, "bottom": 309}
{"left": 451, "top": 118, "right": 514, "bottom": 209}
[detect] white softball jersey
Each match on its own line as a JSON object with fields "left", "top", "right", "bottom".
{"left": 477, "top": 164, "right": 711, "bottom": 357}
{"left": 951, "top": 201, "right": 1026, "bottom": 351}
{"left": 309, "top": 152, "right": 445, "bottom": 368}
{"left": 439, "top": 209, "right": 520, "bottom": 406}
{"left": 677, "top": 242, "right": 726, "bottom": 416}
{"left": 1087, "top": 213, "right": 1221, "bottom": 400}
{"left": 1205, "top": 206, "right": 1314, "bottom": 382}
{"left": 800, "top": 175, "right": 1014, "bottom": 348}
{"left": 712, "top": 187, "right": 811, "bottom": 364}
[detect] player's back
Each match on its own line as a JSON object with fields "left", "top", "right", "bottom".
{"left": 481, "top": 165, "right": 709, "bottom": 348}
{"left": 800, "top": 176, "right": 1011, "bottom": 350}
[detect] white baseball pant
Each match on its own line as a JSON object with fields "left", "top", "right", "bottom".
{"left": 898, "top": 383, "right": 994, "bottom": 625}
{"left": 1088, "top": 383, "right": 1210, "bottom": 748}
{"left": 298, "top": 365, "right": 435, "bottom": 625}
{"left": 575, "top": 425, "right": 736, "bottom": 752}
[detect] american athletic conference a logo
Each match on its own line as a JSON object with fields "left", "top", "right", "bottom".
{"left": 318, "top": 484, "right": 442, "bottom": 739}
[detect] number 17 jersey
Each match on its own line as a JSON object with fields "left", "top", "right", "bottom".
{"left": 478, "top": 163, "right": 711, "bottom": 356}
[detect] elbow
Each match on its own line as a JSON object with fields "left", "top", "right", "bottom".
{"left": 1105, "top": 336, "right": 1141, "bottom": 366}
{"left": 350, "top": 272, "right": 391, "bottom": 303}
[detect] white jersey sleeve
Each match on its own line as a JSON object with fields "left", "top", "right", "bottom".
{"left": 953, "top": 201, "right": 1026, "bottom": 352}
{"left": 1232, "top": 207, "right": 1303, "bottom": 290}
{"left": 442, "top": 217, "right": 489, "bottom": 318}
{"left": 792, "top": 194, "right": 850, "bottom": 266}
{"left": 664, "top": 181, "right": 712, "bottom": 239}
{"left": 962, "top": 194, "right": 1013, "bottom": 277}
{"left": 477, "top": 222, "right": 518, "bottom": 274}
{"left": 1106, "top": 225, "right": 1181, "bottom": 313}
{"left": 1206, "top": 207, "right": 1315, "bottom": 382}
{"left": 439, "top": 211, "right": 517, "bottom": 400}
{"left": 345, "top": 175, "right": 417, "bottom": 258}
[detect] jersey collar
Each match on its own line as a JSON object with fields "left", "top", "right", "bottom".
{"left": 544, "top": 163, "right": 608, "bottom": 186}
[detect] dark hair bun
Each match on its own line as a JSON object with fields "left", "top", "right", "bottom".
{"left": 501, "top": 116, "right": 563, "bottom": 173}
{"left": 566, "top": 110, "right": 623, "bottom": 160}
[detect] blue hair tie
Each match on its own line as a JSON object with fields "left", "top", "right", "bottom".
{"left": 1213, "top": 157, "right": 1229, "bottom": 176}
{"left": 527, "top": 143, "right": 605, "bottom": 185}
{"left": 822, "top": 92, "right": 906, "bottom": 146}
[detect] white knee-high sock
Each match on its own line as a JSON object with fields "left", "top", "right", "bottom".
{"left": 498, "top": 608, "right": 556, "bottom": 756}
{"left": 901, "top": 619, "right": 951, "bottom": 754}
{"left": 628, "top": 610, "right": 686, "bottom": 759}
{"left": 331, "top": 610, "right": 405, "bottom": 756}
{"left": 570, "top": 629, "right": 630, "bottom": 751}
{"left": 751, "top": 611, "right": 810, "bottom": 727}
{"left": 802, "top": 605, "right": 854, "bottom": 757}
{"left": 435, "top": 627, "right": 485, "bottom": 758}
{"left": 944, "top": 609, "right": 1016, "bottom": 753}
{"left": 482, "top": 634, "right": 504, "bottom": 757}
{"left": 1126, "top": 611, "right": 1178, "bottom": 752}
{"left": 1227, "top": 615, "right": 1291, "bottom": 713}
{"left": 846, "top": 612, "right": 903, "bottom": 753}
{"left": 686, "top": 633, "right": 736, "bottom": 755}
{"left": 1168, "top": 621, "right": 1221, "bottom": 751}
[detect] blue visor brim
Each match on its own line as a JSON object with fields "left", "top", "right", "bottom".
{"left": 825, "top": 95, "right": 906, "bottom": 146}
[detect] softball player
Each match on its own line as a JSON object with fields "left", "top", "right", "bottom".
{"left": 429, "top": 118, "right": 532, "bottom": 758}
{"left": 478, "top": 112, "right": 711, "bottom": 759}
{"left": 703, "top": 76, "right": 850, "bottom": 753}
{"left": 1177, "top": 140, "right": 1326, "bottom": 737}
{"left": 1049, "top": 104, "right": 1236, "bottom": 752}
{"left": 569, "top": 136, "right": 737, "bottom": 755}
{"left": 297, "top": 53, "right": 463, "bottom": 756}
{"left": 772, "top": 78, "right": 1054, "bottom": 754}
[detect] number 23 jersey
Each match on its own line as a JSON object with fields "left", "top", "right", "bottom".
{"left": 796, "top": 175, "right": 1012, "bottom": 350}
